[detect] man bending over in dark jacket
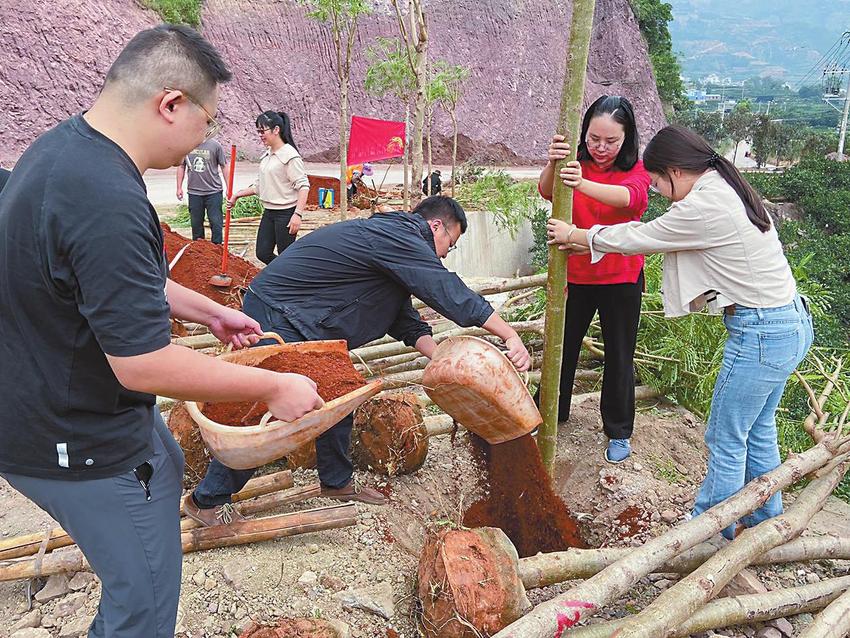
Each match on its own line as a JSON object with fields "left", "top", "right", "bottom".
{"left": 184, "top": 196, "right": 531, "bottom": 523}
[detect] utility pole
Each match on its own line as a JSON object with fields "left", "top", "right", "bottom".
{"left": 839, "top": 71, "right": 850, "bottom": 159}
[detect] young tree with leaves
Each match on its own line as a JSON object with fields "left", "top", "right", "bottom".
{"left": 364, "top": 37, "right": 415, "bottom": 209}
{"left": 390, "top": 0, "right": 428, "bottom": 206}
{"left": 723, "top": 102, "right": 754, "bottom": 165}
{"left": 301, "top": 0, "right": 371, "bottom": 220}
{"left": 433, "top": 62, "right": 470, "bottom": 197}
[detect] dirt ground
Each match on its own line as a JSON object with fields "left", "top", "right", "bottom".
{"left": 3, "top": 393, "right": 848, "bottom": 638}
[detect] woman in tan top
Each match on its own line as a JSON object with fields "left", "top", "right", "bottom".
{"left": 230, "top": 111, "right": 310, "bottom": 264}
{"left": 547, "top": 125, "right": 814, "bottom": 540}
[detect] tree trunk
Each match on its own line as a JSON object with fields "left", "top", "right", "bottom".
{"left": 403, "top": 105, "right": 410, "bottom": 211}
{"left": 732, "top": 140, "right": 739, "bottom": 166}
{"left": 426, "top": 106, "right": 433, "bottom": 196}
{"left": 451, "top": 111, "right": 458, "bottom": 197}
{"left": 797, "top": 584, "right": 850, "bottom": 637}
{"left": 567, "top": 576, "right": 850, "bottom": 638}
{"left": 610, "top": 456, "right": 849, "bottom": 637}
{"left": 537, "top": 0, "right": 597, "bottom": 473}
{"left": 409, "top": 0, "right": 427, "bottom": 207}
{"left": 339, "top": 77, "right": 349, "bottom": 220}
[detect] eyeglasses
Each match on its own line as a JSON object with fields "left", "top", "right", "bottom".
{"left": 256, "top": 127, "right": 271, "bottom": 134}
{"left": 163, "top": 86, "right": 222, "bottom": 141}
{"left": 586, "top": 136, "right": 624, "bottom": 151}
{"left": 442, "top": 224, "right": 457, "bottom": 253}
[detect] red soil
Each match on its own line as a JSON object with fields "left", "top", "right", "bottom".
{"left": 463, "top": 434, "right": 587, "bottom": 557}
{"left": 201, "top": 350, "right": 365, "bottom": 426}
{"left": 161, "top": 223, "right": 259, "bottom": 308}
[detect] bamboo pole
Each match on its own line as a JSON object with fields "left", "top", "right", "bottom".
{"left": 0, "top": 503, "right": 356, "bottom": 582}
{"left": 0, "top": 470, "right": 294, "bottom": 561}
{"left": 566, "top": 576, "right": 850, "bottom": 638}
{"left": 609, "top": 456, "right": 849, "bottom": 637}
{"left": 492, "top": 435, "right": 845, "bottom": 637}
{"left": 411, "top": 274, "right": 547, "bottom": 310}
{"left": 538, "top": 0, "right": 597, "bottom": 474}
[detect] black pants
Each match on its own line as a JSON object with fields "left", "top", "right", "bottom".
{"left": 192, "top": 291, "right": 354, "bottom": 507}
{"left": 188, "top": 191, "right": 223, "bottom": 244}
{"left": 256, "top": 206, "right": 297, "bottom": 265}
{"left": 559, "top": 271, "right": 643, "bottom": 439}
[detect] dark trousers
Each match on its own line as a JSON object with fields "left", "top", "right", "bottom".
{"left": 2, "top": 414, "right": 184, "bottom": 637}
{"left": 193, "top": 291, "right": 354, "bottom": 508}
{"left": 558, "top": 272, "right": 643, "bottom": 439}
{"left": 188, "top": 191, "right": 224, "bottom": 244}
{"left": 256, "top": 206, "right": 297, "bottom": 265}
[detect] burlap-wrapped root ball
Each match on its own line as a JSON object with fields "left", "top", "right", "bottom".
{"left": 352, "top": 393, "right": 428, "bottom": 476}
{"left": 238, "top": 618, "right": 340, "bottom": 638}
{"left": 417, "top": 527, "right": 531, "bottom": 638}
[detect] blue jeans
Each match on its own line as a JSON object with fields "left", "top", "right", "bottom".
{"left": 193, "top": 291, "right": 355, "bottom": 508}
{"left": 693, "top": 294, "right": 814, "bottom": 539}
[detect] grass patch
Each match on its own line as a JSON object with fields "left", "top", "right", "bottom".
{"left": 142, "top": 0, "right": 202, "bottom": 26}
{"left": 650, "top": 456, "right": 687, "bottom": 485}
{"left": 169, "top": 195, "right": 264, "bottom": 227}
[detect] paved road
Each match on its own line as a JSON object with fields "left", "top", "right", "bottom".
{"left": 144, "top": 162, "right": 544, "bottom": 206}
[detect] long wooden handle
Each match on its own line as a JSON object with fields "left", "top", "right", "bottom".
{"left": 221, "top": 144, "right": 237, "bottom": 274}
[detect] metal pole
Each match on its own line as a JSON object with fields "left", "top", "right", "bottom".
{"left": 838, "top": 72, "right": 850, "bottom": 160}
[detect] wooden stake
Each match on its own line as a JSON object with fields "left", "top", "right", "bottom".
{"left": 538, "top": 0, "right": 598, "bottom": 474}
{"left": 0, "top": 503, "right": 356, "bottom": 582}
{"left": 0, "top": 470, "right": 294, "bottom": 560}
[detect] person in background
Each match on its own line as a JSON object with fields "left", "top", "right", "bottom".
{"left": 177, "top": 137, "right": 230, "bottom": 244}
{"left": 0, "top": 26, "right": 322, "bottom": 637}
{"left": 229, "top": 111, "right": 309, "bottom": 264}
{"left": 547, "top": 124, "right": 813, "bottom": 539}
{"left": 536, "top": 95, "right": 650, "bottom": 464}
{"left": 183, "top": 196, "right": 532, "bottom": 523}
{"left": 423, "top": 169, "right": 442, "bottom": 196}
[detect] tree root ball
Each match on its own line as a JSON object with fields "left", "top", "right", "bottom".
{"left": 352, "top": 393, "right": 428, "bottom": 476}
{"left": 238, "top": 618, "right": 340, "bottom": 638}
{"left": 285, "top": 442, "right": 317, "bottom": 470}
{"left": 417, "top": 527, "right": 531, "bottom": 638}
{"left": 167, "top": 401, "right": 211, "bottom": 488}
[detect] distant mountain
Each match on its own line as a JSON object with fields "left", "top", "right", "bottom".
{"left": 667, "top": 0, "right": 850, "bottom": 84}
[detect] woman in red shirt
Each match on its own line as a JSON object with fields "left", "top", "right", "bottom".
{"left": 537, "top": 95, "right": 650, "bottom": 463}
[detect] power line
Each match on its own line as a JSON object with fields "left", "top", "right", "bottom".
{"left": 796, "top": 31, "right": 850, "bottom": 88}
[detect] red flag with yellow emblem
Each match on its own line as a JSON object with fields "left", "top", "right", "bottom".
{"left": 346, "top": 116, "right": 406, "bottom": 165}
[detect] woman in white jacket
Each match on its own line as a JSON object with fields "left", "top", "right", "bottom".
{"left": 547, "top": 125, "right": 814, "bottom": 539}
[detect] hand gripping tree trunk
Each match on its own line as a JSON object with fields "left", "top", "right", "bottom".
{"left": 537, "top": 0, "right": 597, "bottom": 472}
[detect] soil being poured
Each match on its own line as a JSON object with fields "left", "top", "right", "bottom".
{"left": 201, "top": 350, "right": 366, "bottom": 425}
{"left": 161, "top": 224, "right": 259, "bottom": 308}
{"left": 463, "top": 433, "right": 587, "bottom": 556}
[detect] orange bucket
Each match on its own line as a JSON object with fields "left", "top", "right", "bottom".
{"left": 422, "top": 336, "right": 541, "bottom": 444}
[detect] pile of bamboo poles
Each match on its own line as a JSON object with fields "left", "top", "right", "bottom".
{"left": 0, "top": 470, "right": 355, "bottom": 583}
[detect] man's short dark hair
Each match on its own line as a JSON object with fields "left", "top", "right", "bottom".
{"left": 413, "top": 196, "right": 468, "bottom": 234}
{"left": 104, "top": 24, "right": 231, "bottom": 104}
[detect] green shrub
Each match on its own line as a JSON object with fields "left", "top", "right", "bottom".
{"left": 454, "top": 170, "right": 542, "bottom": 239}
{"left": 142, "top": 0, "right": 202, "bottom": 26}
{"left": 170, "top": 195, "right": 264, "bottom": 227}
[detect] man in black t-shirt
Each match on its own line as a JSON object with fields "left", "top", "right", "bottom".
{"left": 0, "top": 26, "right": 321, "bottom": 638}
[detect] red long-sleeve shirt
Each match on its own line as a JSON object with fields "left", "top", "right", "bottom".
{"left": 540, "top": 160, "right": 650, "bottom": 285}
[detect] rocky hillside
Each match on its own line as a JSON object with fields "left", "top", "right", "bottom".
{"left": 0, "top": 0, "right": 666, "bottom": 165}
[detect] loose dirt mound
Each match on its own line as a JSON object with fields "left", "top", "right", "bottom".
{"left": 201, "top": 350, "right": 366, "bottom": 426}
{"left": 463, "top": 434, "right": 587, "bottom": 557}
{"left": 417, "top": 527, "right": 530, "bottom": 638}
{"left": 161, "top": 223, "right": 259, "bottom": 308}
{"left": 238, "top": 618, "right": 339, "bottom": 638}
{"left": 352, "top": 394, "right": 428, "bottom": 476}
